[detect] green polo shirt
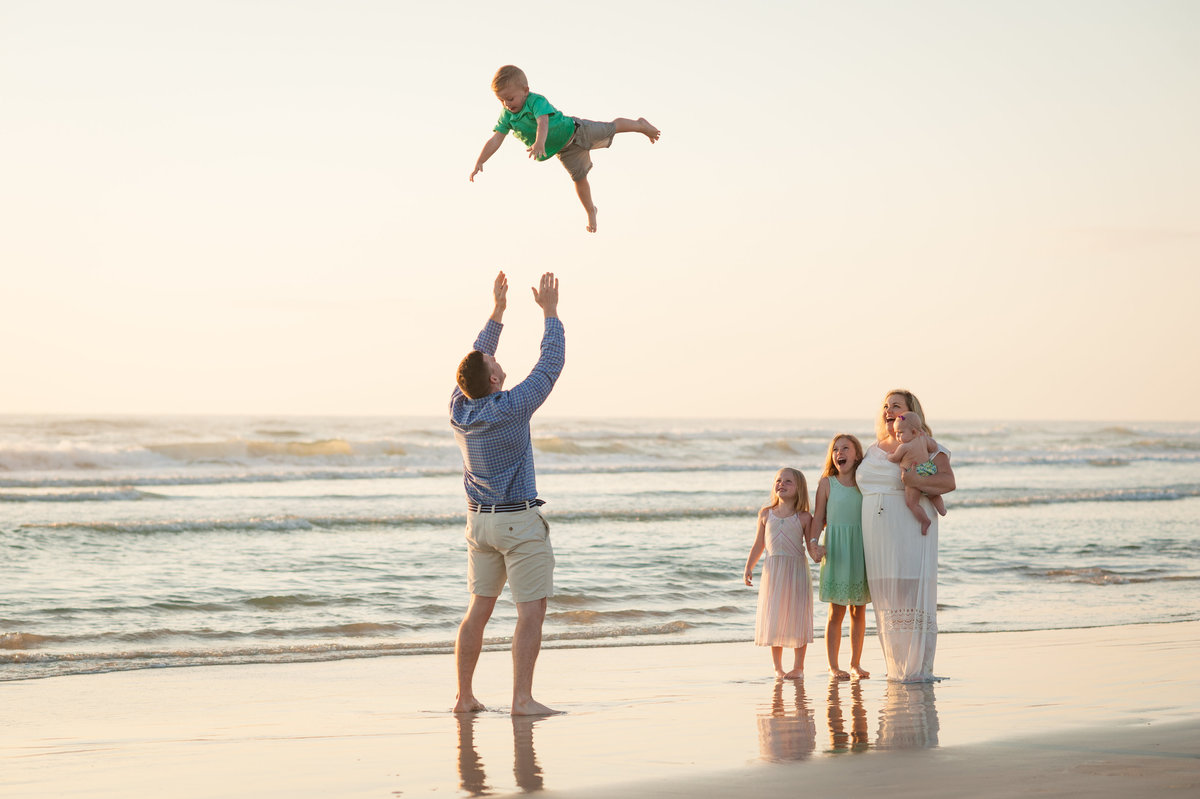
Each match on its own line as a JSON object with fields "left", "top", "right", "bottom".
{"left": 493, "top": 93, "right": 575, "bottom": 161}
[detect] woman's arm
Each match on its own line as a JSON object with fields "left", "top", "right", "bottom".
{"left": 901, "top": 451, "right": 955, "bottom": 496}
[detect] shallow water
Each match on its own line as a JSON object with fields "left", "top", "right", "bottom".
{"left": 2, "top": 415, "right": 1198, "bottom": 680}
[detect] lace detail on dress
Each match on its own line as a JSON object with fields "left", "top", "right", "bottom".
{"left": 877, "top": 608, "right": 938, "bottom": 633}
{"left": 821, "top": 579, "right": 869, "bottom": 598}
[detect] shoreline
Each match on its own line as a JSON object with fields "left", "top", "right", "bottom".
{"left": 12, "top": 617, "right": 1200, "bottom": 684}
{"left": 3, "top": 621, "right": 1198, "bottom": 797}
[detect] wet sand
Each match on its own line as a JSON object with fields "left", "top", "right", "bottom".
{"left": 3, "top": 622, "right": 1198, "bottom": 797}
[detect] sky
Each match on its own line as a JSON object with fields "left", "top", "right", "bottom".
{"left": 2, "top": 0, "right": 1197, "bottom": 422}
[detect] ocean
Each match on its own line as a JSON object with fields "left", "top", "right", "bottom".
{"left": 2, "top": 415, "right": 1198, "bottom": 681}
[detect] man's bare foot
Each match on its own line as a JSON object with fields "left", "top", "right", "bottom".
{"left": 638, "top": 118, "right": 660, "bottom": 142}
{"left": 829, "top": 667, "right": 851, "bottom": 681}
{"left": 783, "top": 669, "right": 804, "bottom": 680}
{"left": 512, "top": 698, "right": 562, "bottom": 716}
{"left": 585, "top": 205, "right": 598, "bottom": 233}
{"left": 454, "top": 696, "right": 486, "bottom": 713}
{"left": 851, "top": 664, "right": 871, "bottom": 679}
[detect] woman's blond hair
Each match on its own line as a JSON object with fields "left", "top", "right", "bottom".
{"left": 821, "top": 434, "right": 864, "bottom": 481}
{"left": 876, "top": 389, "right": 930, "bottom": 441}
{"left": 767, "top": 467, "right": 809, "bottom": 513}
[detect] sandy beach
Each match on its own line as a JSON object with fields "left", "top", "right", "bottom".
{"left": 3, "top": 621, "right": 1198, "bottom": 798}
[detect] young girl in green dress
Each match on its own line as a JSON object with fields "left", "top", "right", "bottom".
{"left": 810, "top": 434, "right": 871, "bottom": 680}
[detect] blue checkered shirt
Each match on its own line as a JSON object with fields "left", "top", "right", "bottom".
{"left": 450, "top": 317, "right": 565, "bottom": 505}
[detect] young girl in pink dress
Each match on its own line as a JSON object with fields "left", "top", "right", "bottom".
{"left": 743, "top": 467, "right": 816, "bottom": 679}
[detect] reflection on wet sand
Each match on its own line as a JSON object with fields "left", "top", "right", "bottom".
{"left": 825, "top": 677, "right": 870, "bottom": 753}
{"left": 875, "top": 681, "right": 940, "bottom": 749}
{"left": 456, "top": 714, "right": 545, "bottom": 795}
{"left": 757, "top": 680, "right": 817, "bottom": 762}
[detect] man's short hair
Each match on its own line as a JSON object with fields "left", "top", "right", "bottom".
{"left": 491, "top": 65, "right": 527, "bottom": 93}
{"left": 457, "top": 351, "right": 492, "bottom": 399}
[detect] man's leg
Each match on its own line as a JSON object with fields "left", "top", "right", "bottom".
{"left": 455, "top": 593, "right": 497, "bottom": 713}
{"left": 511, "top": 597, "right": 557, "bottom": 715}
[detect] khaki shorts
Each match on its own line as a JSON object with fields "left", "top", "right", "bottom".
{"left": 556, "top": 118, "right": 616, "bottom": 181}
{"left": 465, "top": 507, "right": 555, "bottom": 602}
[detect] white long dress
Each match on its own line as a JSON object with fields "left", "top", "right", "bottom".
{"left": 857, "top": 442, "right": 947, "bottom": 681}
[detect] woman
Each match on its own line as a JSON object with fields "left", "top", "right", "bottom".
{"left": 857, "top": 390, "right": 955, "bottom": 681}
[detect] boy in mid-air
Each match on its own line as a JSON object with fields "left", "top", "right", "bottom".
{"left": 469, "top": 65, "right": 660, "bottom": 233}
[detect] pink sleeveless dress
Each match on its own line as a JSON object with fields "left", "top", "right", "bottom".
{"left": 754, "top": 510, "right": 814, "bottom": 648}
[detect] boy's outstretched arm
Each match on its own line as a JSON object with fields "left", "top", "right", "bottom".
{"left": 528, "top": 115, "right": 549, "bottom": 160}
{"left": 470, "top": 132, "right": 507, "bottom": 181}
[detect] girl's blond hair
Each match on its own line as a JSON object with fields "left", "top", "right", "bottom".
{"left": 767, "top": 467, "right": 809, "bottom": 513}
{"left": 821, "top": 434, "right": 865, "bottom": 481}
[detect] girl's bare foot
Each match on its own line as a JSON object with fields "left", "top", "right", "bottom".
{"left": 586, "top": 205, "right": 598, "bottom": 233}
{"left": 851, "top": 664, "right": 871, "bottom": 679}
{"left": 638, "top": 118, "right": 660, "bottom": 142}
{"left": 783, "top": 669, "right": 804, "bottom": 680}
{"left": 829, "top": 667, "right": 851, "bottom": 681}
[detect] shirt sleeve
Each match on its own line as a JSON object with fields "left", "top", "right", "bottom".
{"left": 524, "top": 93, "right": 557, "bottom": 118}
{"left": 493, "top": 112, "right": 512, "bottom": 134}
{"left": 504, "top": 317, "right": 565, "bottom": 416}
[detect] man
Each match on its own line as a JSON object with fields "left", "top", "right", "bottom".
{"left": 450, "top": 271, "right": 564, "bottom": 716}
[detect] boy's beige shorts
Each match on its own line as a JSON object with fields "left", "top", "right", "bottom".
{"left": 556, "top": 118, "right": 617, "bottom": 181}
{"left": 465, "top": 507, "right": 555, "bottom": 602}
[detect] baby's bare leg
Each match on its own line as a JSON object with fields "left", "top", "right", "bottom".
{"left": 613, "top": 117, "right": 660, "bottom": 142}
{"left": 905, "top": 486, "right": 931, "bottom": 535}
{"left": 931, "top": 494, "right": 947, "bottom": 516}
{"left": 572, "top": 177, "right": 598, "bottom": 233}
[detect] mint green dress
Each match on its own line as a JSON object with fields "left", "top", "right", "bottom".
{"left": 818, "top": 478, "right": 870, "bottom": 605}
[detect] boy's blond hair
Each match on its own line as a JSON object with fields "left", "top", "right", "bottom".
{"left": 491, "top": 65, "right": 528, "bottom": 93}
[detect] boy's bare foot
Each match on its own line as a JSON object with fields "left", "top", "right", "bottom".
{"left": 512, "top": 698, "right": 562, "bottom": 716}
{"left": 586, "top": 205, "right": 598, "bottom": 233}
{"left": 638, "top": 118, "right": 660, "bottom": 142}
{"left": 851, "top": 664, "right": 871, "bottom": 679}
{"left": 454, "top": 695, "right": 486, "bottom": 713}
{"left": 829, "top": 667, "right": 850, "bottom": 681}
{"left": 783, "top": 669, "right": 804, "bottom": 680}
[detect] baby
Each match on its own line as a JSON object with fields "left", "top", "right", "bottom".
{"left": 888, "top": 410, "right": 947, "bottom": 535}
{"left": 469, "top": 65, "right": 660, "bottom": 233}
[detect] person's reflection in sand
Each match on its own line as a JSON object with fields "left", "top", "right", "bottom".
{"left": 456, "top": 713, "right": 545, "bottom": 795}
{"left": 875, "top": 681, "right": 940, "bottom": 749}
{"left": 756, "top": 679, "right": 817, "bottom": 762}
{"left": 511, "top": 715, "right": 545, "bottom": 792}
{"left": 825, "top": 676, "right": 870, "bottom": 753}
{"left": 456, "top": 714, "right": 490, "bottom": 796}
